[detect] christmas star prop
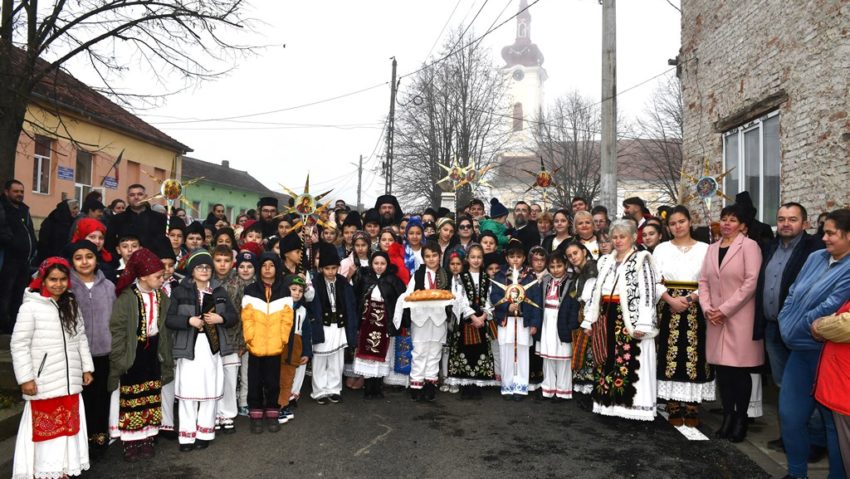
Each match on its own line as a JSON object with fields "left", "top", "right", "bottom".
{"left": 679, "top": 157, "right": 735, "bottom": 211}
{"left": 490, "top": 268, "right": 541, "bottom": 309}
{"left": 278, "top": 174, "right": 333, "bottom": 232}
{"left": 522, "top": 157, "right": 561, "bottom": 194}
{"left": 139, "top": 169, "right": 204, "bottom": 231}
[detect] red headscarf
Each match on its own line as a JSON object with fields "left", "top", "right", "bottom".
{"left": 115, "top": 248, "right": 165, "bottom": 296}
{"left": 29, "top": 257, "right": 72, "bottom": 297}
{"left": 71, "top": 218, "right": 112, "bottom": 262}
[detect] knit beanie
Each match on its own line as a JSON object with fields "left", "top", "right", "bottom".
{"left": 236, "top": 250, "right": 258, "bottom": 270}
{"left": 186, "top": 249, "right": 214, "bottom": 274}
{"left": 489, "top": 198, "right": 509, "bottom": 219}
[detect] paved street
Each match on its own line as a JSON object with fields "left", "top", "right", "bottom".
{"left": 89, "top": 386, "right": 769, "bottom": 479}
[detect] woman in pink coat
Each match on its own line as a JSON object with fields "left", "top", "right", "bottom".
{"left": 698, "top": 204, "right": 763, "bottom": 443}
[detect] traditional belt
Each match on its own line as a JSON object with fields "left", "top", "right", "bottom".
{"left": 601, "top": 295, "right": 620, "bottom": 304}
{"left": 664, "top": 281, "right": 698, "bottom": 290}
{"left": 545, "top": 304, "right": 560, "bottom": 310}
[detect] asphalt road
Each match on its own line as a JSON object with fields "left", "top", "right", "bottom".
{"left": 87, "top": 386, "right": 769, "bottom": 479}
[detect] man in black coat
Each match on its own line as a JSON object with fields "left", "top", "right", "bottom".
{"left": 105, "top": 183, "right": 167, "bottom": 253}
{"left": 508, "top": 201, "right": 540, "bottom": 256}
{"left": 0, "top": 180, "right": 37, "bottom": 333}
{"left": 754, "top": 202, "right": 824, "bottom": 453}
{"left": 374, "top": 194, "right": 403, "bottom": 228}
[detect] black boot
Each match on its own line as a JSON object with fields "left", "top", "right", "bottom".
{"left": 373, "top": 379, "right": 384, "bottom": 399}
{"left": 363, "top": 379, "right": 374, "bottom": 399}
{"left": 716, "top": 413, "right": 734, "bottom": 439}
{"left": 728, "top": 414, "right": 748, "bottom": 443}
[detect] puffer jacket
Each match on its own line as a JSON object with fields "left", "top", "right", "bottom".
{"left": 241, "top": 255, "right": 294, "bottom": 357}
{"left": 166, "top": 276, "right": 238, "bottom": 360}
{"left": 70, "top": 269, "right": 116, "bottom": 357}
{"left": 11, "top": 289, "right": 95, "bottom": 400}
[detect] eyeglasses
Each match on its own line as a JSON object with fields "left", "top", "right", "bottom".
{"left": 195, "top": 265, "right": 212, "bottom": 271}
{"left": 458, "top": 224, "right": 473, "bottom": 230}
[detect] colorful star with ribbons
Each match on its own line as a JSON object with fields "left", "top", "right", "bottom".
{"left": 278, "top": 174, "right": 333, "bottom": 232}
{"left": 490, "top": 268, "right": 541, "bottom": 309}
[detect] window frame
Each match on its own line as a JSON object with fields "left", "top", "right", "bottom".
{"left": 722, "top": 110, "right": 781, "bottom": 225}
{"left": 32, "top": 135, "right": 52, "bottom": 195}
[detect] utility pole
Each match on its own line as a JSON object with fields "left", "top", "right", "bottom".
{"left": 356, "top": 154, "right": 363, "bottom": 210}
{"left": 384, "top": 57, "right": 398, "bottom": 195}
{"left": 600, "top": 0, "right": 618, "bottom": 212}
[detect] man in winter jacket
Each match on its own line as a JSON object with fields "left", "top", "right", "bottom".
{"left": 105, "top": 183, "right": 167, "bottom": 253}
{"left": 0, "top": 180, "right": 37, "bottom": 333}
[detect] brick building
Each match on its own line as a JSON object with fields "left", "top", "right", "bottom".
{"left": 679, "top": 0, "right": 850, "bottom": 226}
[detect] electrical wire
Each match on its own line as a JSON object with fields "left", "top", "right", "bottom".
{"left": 424, "top": 0, "right": 464, "bottom": 62}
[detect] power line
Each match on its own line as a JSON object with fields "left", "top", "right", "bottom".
{"left": 424, "top": 0, "right": 463, "bottom": 61}
{"left": 149, "top": 82, "right": 388, "bottom": 125}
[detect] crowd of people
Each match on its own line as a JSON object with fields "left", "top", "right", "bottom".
{"left": 2, "top": 178, "right": 849, "bottom": 479}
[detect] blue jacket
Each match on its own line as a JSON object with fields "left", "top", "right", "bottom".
{"left": 490, "top": 267, "right": 543, "bottom": 330}
{"left": 778, "top": 249, "right": 850, "bottom": 350}
{"left": 754, "top": 232, "right": 824, "bottom": 340}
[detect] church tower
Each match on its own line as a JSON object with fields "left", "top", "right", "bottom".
{"left": 501, "top": 0, "right": 547, "bottom": 152}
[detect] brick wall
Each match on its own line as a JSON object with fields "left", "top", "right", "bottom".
{"left": 680, "top": 0, "right": 850, "bottom": 222}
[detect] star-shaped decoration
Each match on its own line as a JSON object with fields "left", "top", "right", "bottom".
{"left": 522, "top": 156, "right": 561, "bottom": 194}
{"left": 278, "top": 174, "right": 333, "bottom": 232}
{"left": 679, "top": 157, "right": 735, "bottom": 210}
{"left": 454, "top": 159, "right": 494, "bottom": 191}
{"left": 491, "top": 267, "right": 541, "bottom": 309}
{"left": 139, "top": 169, "right": 204, "bottom": 229}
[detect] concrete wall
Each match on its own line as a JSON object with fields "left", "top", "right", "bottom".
{"left": 181, "top": 180, "right": 262, "bottom": 224}
{"left": 680, "top": 0, "right": 850, "bottom": 223}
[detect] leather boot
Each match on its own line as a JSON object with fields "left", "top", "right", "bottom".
{"left": 729, "top": 414, "right": 748, "bottom": 443}
{"left": 715, "top": 413, "right": 733, "bottom": 439}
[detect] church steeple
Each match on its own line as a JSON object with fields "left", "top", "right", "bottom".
{"left": 501, "top": 0, "right": 544, "bottom": 67}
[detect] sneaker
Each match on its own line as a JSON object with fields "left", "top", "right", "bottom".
{"left": 328, "top": 394, "right": 342, "bottom": 403}
{"left": 316, "top": 397, "right": 329, "bottom": 405}
{"left": 238, "top": 406, "right": 249, "bottom": 417}
{"left": 277, "top": 409, "right": 291, "bottom": 424}
{"left": 282, "top": 407, "right": 294, "bottom": 421}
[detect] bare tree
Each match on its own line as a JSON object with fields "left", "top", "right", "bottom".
{"left": 393, "top": 29, "right": 510, "bottom": 211}
{"left": 530, "top": 91, "right": 602, "bottom": 208}
{"left": 0, "top": 0, "right": 254, "bottom": 180}
{"left": 631, "top": 75, "right": 684, "bottom": 204}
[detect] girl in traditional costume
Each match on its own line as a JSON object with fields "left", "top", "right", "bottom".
{"left": 11, "top": 257, "right": 94, "bottom": 478}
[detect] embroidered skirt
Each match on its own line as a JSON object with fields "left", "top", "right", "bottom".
{"left": 591, "top": 300, "right": 657, "bottom": 421}
{"left": 113, "top": 335, "right": 162, "bottom": 441}
{"left": 571, "top": 308, "right": 595, "bottom": 394}
{"left": 656, "top": 284, "right": 715, "bottom": 403}
{"left": 445, "top": 319, "right": 498, "bottom": 387}
{"left": 354, "top": 300, "right": 393, "bottom": 378}
{"left": 13, "top": 395, "right": 89, "bottom": 479}
{"left": 383, "top": 336, "right": 411, "bottom": 387}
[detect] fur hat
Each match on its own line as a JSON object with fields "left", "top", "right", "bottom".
{"left": 279, "top": 231, "right": 303, "bottom": 254}
{"left": 374, "top": 194, "right": 403, "bottom": 224}
{"left": 483, "top": 252, "right": 504, "bottom": 269}
{"left": 318, "top": 241, "right": 341, "bottom": 268}
{"left": 489, "top": 198, "right": 509, "bottom": 219}
{"left": 257, "top": 196, "right": 279, "bottom": 209}
{"left": 363, "top": 208, "right": 381, "bottom": 226}
{"left": 342, "top": 211, "right": 363, "bottom": 229}
{"left": 65, "top": 240, "right": 98, "bottom": 262}
{"left": 150, "top": 235, "right": 176, "bottom": 262}
{"left": 185, "top": 221, "right": 205, "bottom": 238}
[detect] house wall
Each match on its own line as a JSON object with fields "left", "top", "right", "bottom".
{"left": 181, "top": 180, "right": 262, "bottom": 224}
{"left": 15, "top": 103, "right": 182, "bottom": 223}
{"left": 680, "top": 0, "right": 850, "bottom": 222}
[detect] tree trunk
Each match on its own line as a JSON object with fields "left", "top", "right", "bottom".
{"left": 0, "top": 80, "right": 29, "bottom": 183}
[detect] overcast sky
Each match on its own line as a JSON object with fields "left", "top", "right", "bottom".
{"left": 123, "top": 0, "right": 681, "bottom": 209}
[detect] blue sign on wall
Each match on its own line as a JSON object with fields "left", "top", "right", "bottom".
{"left": 57, "top": 166, "right": 74, "bottom": 181}
{"left": 103, "top": 176, "right": 118, "bottom": 189}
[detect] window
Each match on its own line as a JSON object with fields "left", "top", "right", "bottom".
{"left": 74, "top": 150, "right": 104, "bottom": 204}
{"left": 225, "top": 206, "right": 234, "bottom": 223}
{"left": 513, "top": 103, "right": 523, "bottom": 132}
{"left": 32, "top": 135, "right": 51, "bottom": 194}
{"left": 722, "top": 111, "right": 780, "bottom": 226}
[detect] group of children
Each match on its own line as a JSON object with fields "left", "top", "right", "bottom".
{"left": 11, "top": 213, "right": 591, "bottom": 478}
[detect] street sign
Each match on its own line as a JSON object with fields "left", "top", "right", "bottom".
{"left": 103, "top": 176, "right": 118, "bottom": 189}
{"left": 57, "top": 166, "right": 74, "bottom": 181}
